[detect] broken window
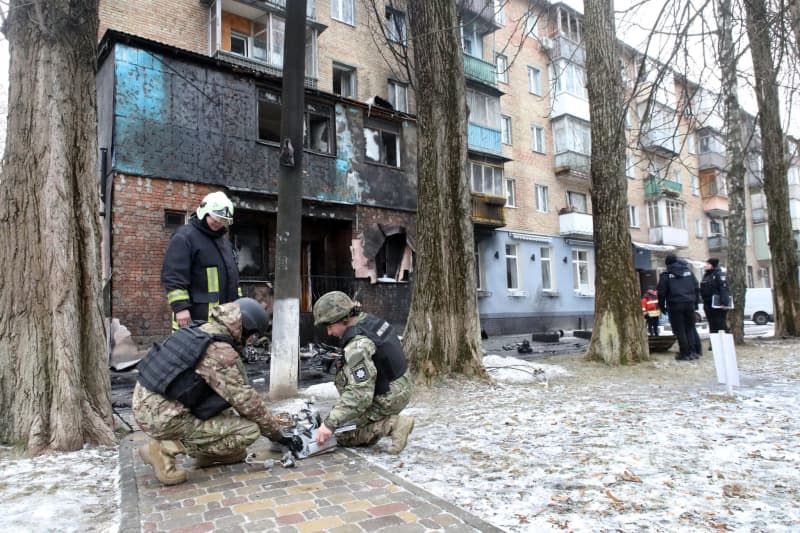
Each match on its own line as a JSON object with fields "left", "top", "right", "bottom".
{"left": 164, "top": 210, "right": 186, "bottom": 235}
{"left": 259, "top": 90, "right": 333, "bottom": 154}
{"left": 304, "top": 103, "right": 332, "bottom": 153}
{"left": 233, "top": 225, "right": 266, "bottom": 278}
{"left": 333, "top": 63, "right": 356, "bottom": 97}
{"left": 364, "top": 126, "right": 400, "bottom": 167}
{"left": 362, "top": 224, "right": 414, "bottom": 283}
{"left": 258, "top": 88, "right": 281, "bottom": 143}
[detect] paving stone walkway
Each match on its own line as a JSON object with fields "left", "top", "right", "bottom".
{"left": 119, "top": 432, "right": 502, "bottom": 533}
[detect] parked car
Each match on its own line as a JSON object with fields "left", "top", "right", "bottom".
{"left": 693, "top": 287, "right": 773, "bottom": 325}
{"left": 745, "top": 288, "right": 773, "bottom": 325}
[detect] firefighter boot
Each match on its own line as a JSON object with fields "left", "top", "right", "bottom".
{"left": 388, "top": 415, "right": 415, "bottom": 455}
{"left": 139, "top": 439, "right": 187, "bottom": 485}
{"left": 192, "top": 449, "right": 248, "bottom": 468}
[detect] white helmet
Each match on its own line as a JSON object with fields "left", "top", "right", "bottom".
{"left": 197, "top": 191, "right": 234, "bottom": 223}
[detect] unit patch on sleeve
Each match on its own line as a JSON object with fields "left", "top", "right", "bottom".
{"left": 351, "top": 364, "right": 369, "bottom": 383}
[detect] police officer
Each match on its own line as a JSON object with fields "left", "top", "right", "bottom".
{"left": 657, "top": 254, "right": 702, "bottom": 361}
{"left": 700, "top": 257, "right": 731, "bottom": 333}
{"left": 312, "top": 291, "right": 414, "bottom": 454}
{"left": 162, "top": 191, "right": 241, "bottom": 330}
{"left": 133, "top": 298, "right": 290, "bottom": 485}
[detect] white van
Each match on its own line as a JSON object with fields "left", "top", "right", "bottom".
{"left": 745, "top": 288, "right": 774, "bottom": 325}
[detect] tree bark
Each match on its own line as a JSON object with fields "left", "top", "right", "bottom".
{"left": 717, "top": 0, "right": 747, "bottom": 344}
{"left": 743, "top": 0, "right": 800, "bottom": 337}
{"left": 584, "top": 0, "right": 649, "bottom": 364}
{"left": 0, "top": 0, "right": 115, "bottom": 452}
{"left": 403, "top": 0, "right": 488, "bottom": 381}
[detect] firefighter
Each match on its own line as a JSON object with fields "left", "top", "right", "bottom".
{"left": 312, "top": 291, "right": 415, "bottom": 454}
{"left": 162, "top": 191, "right": 241, "bottom": 330}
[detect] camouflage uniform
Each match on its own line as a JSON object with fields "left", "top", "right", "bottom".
{"left": 133, "top": 303, "right": 288, "bottom": 458}
{"left": 324, "top": 313, "right": 413, "bottom": 447}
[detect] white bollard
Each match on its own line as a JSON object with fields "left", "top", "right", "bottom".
{"left": 709, "top": 332, "right": 739, "bottom": 395}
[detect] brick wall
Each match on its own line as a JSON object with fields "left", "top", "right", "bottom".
{"left": 99, "top": 0, "right": 209, "bottom": 53}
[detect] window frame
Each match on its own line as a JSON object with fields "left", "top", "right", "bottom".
{"left": 531, "top": 124, "right": 545, "bottom": 153}
{"left": 331, "top": 0, "right": 355, "bottom": 25}
{"left": 387, "top": 79, "right": 409, "bottom": 112}
{"left": 566, "top": 190, "right": 588, "bottom": 213}
{"left": 230, "top": 31, "right": 249, "bottom": 57}
{"left": 332, "top": 62, "right": 357, "bottom": 98}
{"left": 496, "top": 53, "right": 509, "bottom": 84}
{"left": 385, "top": 6, "right": 407, "bottom": 43}
{"left": 627, "top": 205, "right": 639, "bottom": 228}
{"left": 535, "top": 184, "right": 549, "bottom": 213}
{"left": 527, "top": 65, "right": 542, "bottom": 95}
{"left": 540, "top": 246, "right": 554, "bottom": 291}
{"left": 469, "top": 161, "right": 504, "bottom": 196}
{"left": 505, "top": 177, "right": 516, "bottom": 207}
{"left": 572, "top": 248, "right": 593, "bottom": 295}
{"left": 364, "top": 124, "right": 401, "bottom": 167}
{"left": 501, "top": 115, "right": 512, "bottom": 145}
{"left": 505, "top": 244, "right": 520, "bottom": 290}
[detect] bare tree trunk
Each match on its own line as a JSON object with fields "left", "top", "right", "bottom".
{"left": 584, "top": 0, "right": 649, "bottom": 364}
{"left": 743, "top": 0, "right": 800, "bottom": 337}
{"left": 0, "top": 0, "right": 115, "bottom": 452}
{"left": 403, "top": 0, "right": 488, "bottom": 381}
{"left": 717, "top": 0, "right": 747, "bottom": 344}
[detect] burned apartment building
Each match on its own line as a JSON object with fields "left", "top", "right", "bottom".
{"left": 96, "top": 30, "right": 417, "bottom": 345}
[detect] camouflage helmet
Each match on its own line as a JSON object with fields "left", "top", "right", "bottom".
{"left": 313, "top": 291, "right": 355, "bottom": 327}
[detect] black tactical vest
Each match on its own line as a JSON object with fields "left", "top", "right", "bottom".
{"left": 137, "top": 322, "right": 233, "bottom": 420}
{"left": 341, "top": 314, "right": 408, "bottom": 395}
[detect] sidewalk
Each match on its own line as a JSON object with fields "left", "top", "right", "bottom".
{"left": 119, "top": 432, "right": 502, "bottom": 533}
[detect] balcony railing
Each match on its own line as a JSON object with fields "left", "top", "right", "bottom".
{"left": 551, "top": 35, "right": 585, "bottom": 66}
{"left": 698, "top": 150, "right": 727, "bottom": 170}
{"left": 707, "top": 235, "right": 729, "bottom": 252}
{"left": 468, "top": 122, "right": 502, "bottom": 154}
{"left": 649, "top": 226, "right": 688, "bottom": 247}
{"left": 558, "top": 211, "right": 593, "bottom": 238}
{"left": 463, "top": 53, "right": 497, "bottom": 87}
{"left": 554, "top": 151, "right": 590, "bottom": 178}
{"left": 471, "top": 193, "right": 506, "bottom": 228}
{"left": 640, "top": 129, "right": 679, "bottom": 156}
{"left": 644, "top": 177, "right": 682, "bottom": 197}
{"left": 262, "top": 0, "right": 316, "bottom": 19}
{"left": 458, "top": 0, "right": 501, "bottom": 32}
{"left": 702, "top": 195, "right": 729, "bottom": 217}
{"left": 212, "top": 50, "right": 318, "bottom": 89}
{"left": 751, "top": 207, "right": 768, "bottom": 224}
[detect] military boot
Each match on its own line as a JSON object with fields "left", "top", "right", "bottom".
{"left": 192, "top": 449, "right": 248, "bottom": 468}
{"left": 139, "top": 439, "right": 187, "bottom": 485}
{"left": 387, "top": 415, "right": 415, "bottom": 455}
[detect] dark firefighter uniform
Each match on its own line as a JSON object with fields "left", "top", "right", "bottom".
{"left": 162, "top": 215, "right": 241, "bottom": 329}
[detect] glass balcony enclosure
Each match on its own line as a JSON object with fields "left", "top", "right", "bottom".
{"left": 208, "top": 0, "right": 320, "bottom": 84}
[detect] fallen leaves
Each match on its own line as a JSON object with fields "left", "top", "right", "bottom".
{"left": 621, "top": 470, "right": 642, "bottom": 483}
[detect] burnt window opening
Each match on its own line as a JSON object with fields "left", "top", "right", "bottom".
{"left": 375, "top": 233, "right": 408, "bottom": 281}
{"left": 364, "top": 126, "right": 400, "bottom": 167}
{"left": 233, "top": 225, "right": 267, "bottom": 278}
{"left": 164, "top": 210, "right": 186, "bottom": 234}
{"left": 258, "top": 89, "right": 333, "bottom": 154}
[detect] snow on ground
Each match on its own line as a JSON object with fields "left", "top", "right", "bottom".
{"left": 0, "top": 334, "right": 797, "bottom": 532}
{"left": 359, "top": 338, "right": 800, "bottom": 532}
{"left": 0, "top": 446, "right": 118, "bottom": 533}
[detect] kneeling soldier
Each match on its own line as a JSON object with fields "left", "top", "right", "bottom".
{"left": 312, "top": 291, "right": 414, "bottom": 454}
{"left": 133, "top": 298, "right": 290, "bottom": 485}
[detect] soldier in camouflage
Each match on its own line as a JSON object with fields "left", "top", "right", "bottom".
{"left": 132, "top": 298, "right": 291, "bottom": 485}
{"left": 312, "top": 291, "right": 414, "bottom": 454}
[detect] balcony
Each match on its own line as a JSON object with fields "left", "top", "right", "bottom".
{"left": 551, "top": 35, "right": 585, "bottom": 66}
{"left": 702, "top": 195, "right": 729, "bottom": 217}
{"left": 260, "top": 0, "right": 316, "bottom": 18}
{"left": 708, "top": 235, "right": 729, "bottom": 252}
{"left": 463, "top": 53, "right": 497, "bottom": 87}
{"left": 471, "top": 193, "right": 506, "bottom": 228}
{"left": 458, "top": 0, "right": 502, "bottom": 33}
{"left": 640, "top": 129, "right": 679, "bottom": 157}
{"left": 698, "top": 151, "right": 727, "bottom": 170}
{"left": 552, "top": 92, "right": 590, "bottom": 121}
{"left": 751, "top": 207, "right": 768, "bottom": 224}
{"left": 554, "top": 151, "right": 590, "bottom": 182}
{"left": 649, "top": 226, "right": 688, "bottom": 247}
{"left": 213, "top": 50, "right": 318, "bottom": 89}
{"left": 558, "top": 210, "right": 593, "bottom": 238}
{"left": 644, "top": 177, "right": 682, "bottom": 197}
{"left": 468, "top": 122, "right": 502, "bottom": 155}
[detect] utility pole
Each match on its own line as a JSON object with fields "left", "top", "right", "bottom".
{"left": 270, "top": 0, "right": 306, "bottom": 399}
